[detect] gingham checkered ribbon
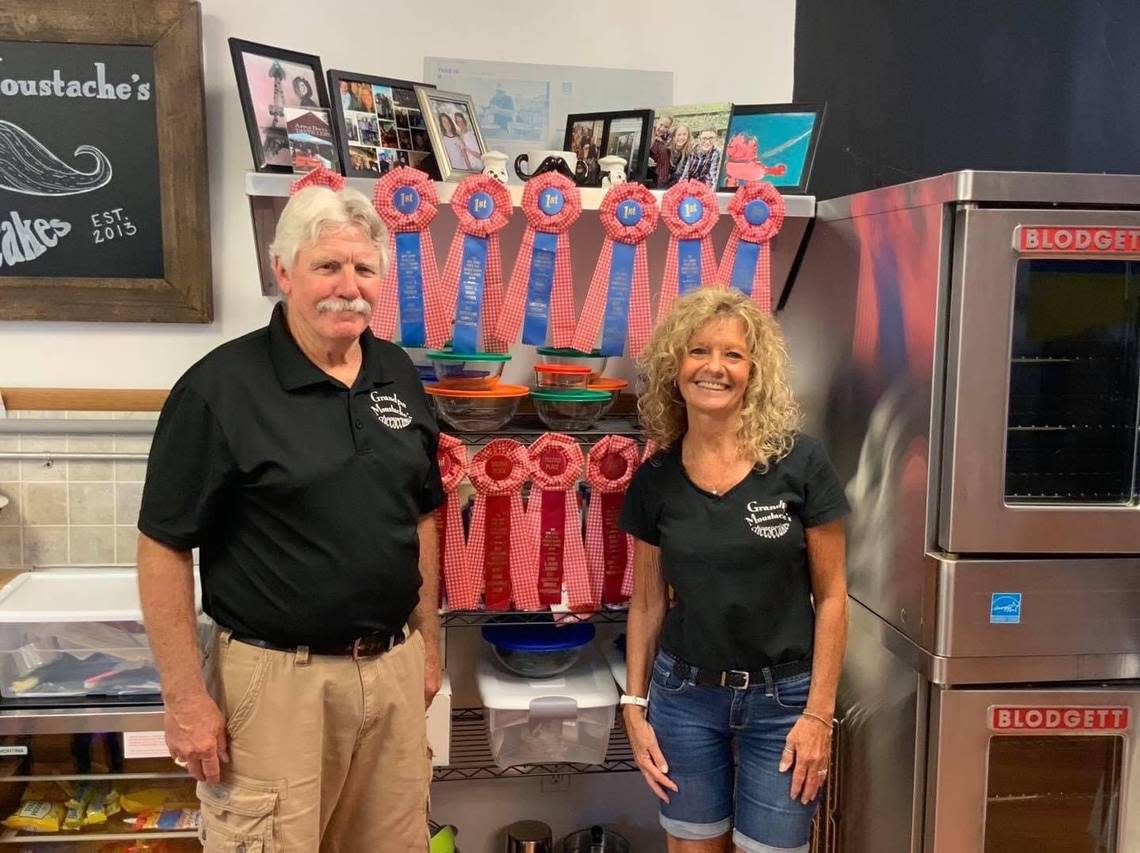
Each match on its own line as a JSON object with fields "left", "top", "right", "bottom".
{"left": 439, "top": 175, "right": 513, "bottom": 352}
{"left": 436, "top": 434, "right": 470, "bottom": 610}
{"left": 572, "top": 183, "right": 659, "bottom": 357}
{"left": 525, "top": 434, "right": 592, "bottom": 611}
{"left": 289, "top": 166, "right": 344, "bottom": 195}
{"left": 641, "top": 439, "right": 661, "bottom": 463}
{"left": 585, "top": 436, "right": 641, "bottom": 607}
{"left": 657, "top": 179, "right": 721, "bottom": 320}
{"left": 368, "top": 168, "right": 446, "bottom": 346}
{"left": 715, "top": 182, "right": 786, "bottom": 313}
{"left": 464, "top": 440, "right": 540, "bottom": 610}
{"left": 497, "top": 172, "right": 581, "bottom": 349}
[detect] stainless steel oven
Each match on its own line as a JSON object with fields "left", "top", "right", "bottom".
{"left": 780, "top": 171, "right": 1140, "bottom": 853}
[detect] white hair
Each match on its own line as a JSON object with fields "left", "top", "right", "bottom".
{"left": 268, "top": 185, "right": 389, "bottom": 275}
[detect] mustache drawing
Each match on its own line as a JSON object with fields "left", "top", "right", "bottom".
{"left": 0, "top": 120, "right": 112, "bottom": 196}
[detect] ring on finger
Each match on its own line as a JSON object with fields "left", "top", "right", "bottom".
{"left": 816, "top": 768, "right": 828, "bottom": 775}
{"left": 173, "top": 757, "right": 189, "bottom": 768}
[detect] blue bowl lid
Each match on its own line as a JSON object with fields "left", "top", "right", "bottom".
{"left": 481, "top": 621, "right": 595, "bottom": 652}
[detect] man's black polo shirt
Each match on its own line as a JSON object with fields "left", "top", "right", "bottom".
{"left": 139, "top": 303, "right": 444, "bottom": 647}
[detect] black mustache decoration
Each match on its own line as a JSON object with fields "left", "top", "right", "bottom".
{"left": 0, "top": 120, "right": 112, "bottom": 196}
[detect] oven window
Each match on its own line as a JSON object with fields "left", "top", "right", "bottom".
{"left": 1006, "top": 260, "right": 1140, "bottom": 504}
{"left": 985, "top": 734, "right": 1123, "bottom": 852}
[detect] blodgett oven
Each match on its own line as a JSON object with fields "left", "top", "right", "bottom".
{"left": 780, "top": 171, "right": 1140, "bottom": 853}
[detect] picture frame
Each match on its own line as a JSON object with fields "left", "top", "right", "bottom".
{"left": 563, "top": 109, "right": 654, "bottom": 187}
{"left": 0, "top": 0, "right": 212, "bottom": 323}
{"left": 717, "top": 103, "right": 826, "bottom": 194}
{"left": 416, "top": 87, "right": 487, "bottom": 181}
{"left": 328, "top": 70, "right": 439, "bottom": 179}
{"left": 229, "top": 38, "right": 330, "bottom": 174}
{"left": 646, "top": 102, "right": 733, "bottom": 190}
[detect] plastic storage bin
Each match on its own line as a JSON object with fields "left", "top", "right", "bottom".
{"left": 0, "top": 569, "right": 202, "bottom": 700}
{"left": 476, "top": 645, "right": 618, "bottom": 768}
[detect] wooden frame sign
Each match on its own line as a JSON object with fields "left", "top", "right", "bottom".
{"left": 0, "top": 0, "right": 212, "bottom": 322}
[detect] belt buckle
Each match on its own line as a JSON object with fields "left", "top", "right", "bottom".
{"left": 721, "top": 669, "right": 750, "bottom": 689}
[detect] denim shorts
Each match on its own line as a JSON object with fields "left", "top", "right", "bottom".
{"left": 646, "top": 649, "right": 817, "bottom": 853}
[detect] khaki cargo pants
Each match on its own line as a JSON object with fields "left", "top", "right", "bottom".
{"left": 197, "top": 628, "right": 431, "bottom": 852}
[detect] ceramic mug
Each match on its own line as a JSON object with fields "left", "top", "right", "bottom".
{"left": 514, "top": 149, "right": 578, "bottom": 182}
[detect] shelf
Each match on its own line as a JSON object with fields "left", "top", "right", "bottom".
{"left": 0, "top": 829, "right": 198, "bottom": 844}
{"left": 442, "top": 608, "right": 628, "bottom": 627}
{"left": 432, "top": 708, "right": 635, "bottom": 782}
{"left": 245, "top": 172, "right": 817, "bottom": 219}
{"left": 442, "top": 415, "right": 645, "bottom": 448}
{"left": 0, "top": 704, "right": 164, "bottom": 736}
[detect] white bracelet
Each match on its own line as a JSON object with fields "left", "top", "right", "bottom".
{"left": 619, "top": 694, "right": 649, "bottom": 708}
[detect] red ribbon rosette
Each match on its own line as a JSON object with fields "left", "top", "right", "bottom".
{"left": 585, "top": 436, "right": 641, "bottom": 607}
{"left": 464, "top": 440, "right": 538, "bottom": 610}
{"left": 366, "top": 167, "right": 447, "bottom": 346}
{"left": 571, "top": 183, "right": 659, "bottom": 358}
{"left": 524, "top": 434, "right": 592, "bottom": 610}
{"left": 657, "top": 179, "right": 721, "bottom": 320}
{"left": 715, "top": 182, "right": 787, "bottom": 312}
{"left": 435, "top": 434, "right": 470, "bottom": 610}
{"left": 441, "top": 175, "right": 513, "bottom": 352}
{"left": 496, "top": 172, "right": 582, "bottom": 349}
{"left": 289, "top": 166, "right": 344, "bottom": 195}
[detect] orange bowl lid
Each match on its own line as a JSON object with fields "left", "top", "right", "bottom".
{"left": 425, "top": 383, "right": 529, "bottom": 399}
{"left": 534, "top": 363, "right": 592, "bottom": 375}
{"left": 588, "top": 378, "right": 629, "bottom": 391}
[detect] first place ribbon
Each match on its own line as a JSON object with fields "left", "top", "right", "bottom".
{"left": 441, "top": 175, "right": 513, "bottom": 353}
{"left": 525, "top": 433, "right": 592, "bottom": 610}
{"left": 657, "top": 179, "right": 721, "bottom": 321}
{"left": 369, "top": 167, "right": 445, "bottom": 347}
{"left": 715, "top": 181, "right": 786, "bottom": 313}
{"left": 585, "top": 436, "right": 641, "bottom": 608}
{"left": 572, "top": 183, "right": 659, "bottom": 358}
{"left": 436, "top": 435, "right": 470, "bottom": 610}
{"left": 497, "top": 172, "right": 582, "bottom": 349}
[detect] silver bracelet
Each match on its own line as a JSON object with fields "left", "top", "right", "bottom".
{"left": 801, "top": 710, "right": 834, "bottom": 731}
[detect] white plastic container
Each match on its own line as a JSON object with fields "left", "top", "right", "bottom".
{"left": 0, "top": 569, "right": 202, "bottom": 700}
{"left": 427, "top": 672, "right": 452, "bottom": 767}
{"left": 476, "top": 645, "right": 618, "bottom": 768}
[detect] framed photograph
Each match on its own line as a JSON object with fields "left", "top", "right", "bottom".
{"left": 328, "top": 70, "right": 439, "bottom": 179}
{"left": 0, "top": 0, "right": 212, "bottom": 322}
{"left": 285, "top": 107, "right": 339, "bottom": 174}
{"left": 646, "top": 102, "right": 733, "bottom": 190}
{"left": 718, "top": 103, "right": 826, "bottom": 194}
{"left": 416, "top": 87, "right": 487, "bottom": 180}
{"left": 229, "top": 39, "right": 329, "bottom": 173}
{"left": 563, "top": 109, "right": 653, "bottom": 187}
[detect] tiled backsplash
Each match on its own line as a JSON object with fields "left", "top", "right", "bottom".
{"left": 0, "top": 411, "right": 156, "bottom": 570}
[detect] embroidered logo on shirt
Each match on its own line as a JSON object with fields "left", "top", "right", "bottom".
{"left": 370, "top": 391, "right": 412, "bottom": 429}
{"left": 745, "top": 500, "right": 790, "bottom": 539}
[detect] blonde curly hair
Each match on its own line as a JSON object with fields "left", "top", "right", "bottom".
{"left": 637, "top": 288, "right": 801, "bottom": 470}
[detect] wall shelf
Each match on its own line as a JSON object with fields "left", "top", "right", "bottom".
{"left": 245, "top": 172, "right": 816, "bottom": 219}
{"left": 432, "top": 708, "right": 636, "bottom": 782}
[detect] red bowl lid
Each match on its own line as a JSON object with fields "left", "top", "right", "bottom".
{"left": 425, "top": 383, "right": 529, "bottom": 399}
{"left": 534, "top": 364, "right": 592, "bottom": 375}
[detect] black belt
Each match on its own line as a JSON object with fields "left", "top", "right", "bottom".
{"left": 670, "top": 657, "right": 810, "bottom": 689}
{"left": 233, "top": 630, "right": 405, "bottom": 659}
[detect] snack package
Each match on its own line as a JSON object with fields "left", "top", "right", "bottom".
{"left": 19, "top": 781, "right": 70, "bottom": 803}
{"left": 119, "top": 784, "right": 197, "bottom": 815}
{"left": 3, "top": 800, "right": 66, "bottom": 832}
{"left": 85, "top": 786, "right": 123, "bottom": 826}
{"left": 130, "top": 808, "right": 199, "bottom": 831}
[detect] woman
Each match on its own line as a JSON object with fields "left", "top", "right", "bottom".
{"left": 666, "top": 123, "right": 694, "bottom": 186}
{"left": 292, "top": 77, "right": 318, "bottom": 108}
{"left": 437, "top": 112, "right": 470, "bottom": 171}
{"left": 621, "top": 288, "right": 848, "bottom": 853}
{"left": 453, "top": 112, "right": 483, "bottom": 170}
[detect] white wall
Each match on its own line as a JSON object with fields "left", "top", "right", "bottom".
{"left": 0, "top": 0, "right": 795, "bottom": 389}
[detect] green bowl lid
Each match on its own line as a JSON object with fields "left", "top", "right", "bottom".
{"left": 535, "top": 346, "right": 605, "bottom": 358}
{"left": 529, "top": 388, "right": 611, "bottom": 401}
{"left": 426, "top": 350, "right": 512, "bottom": 362}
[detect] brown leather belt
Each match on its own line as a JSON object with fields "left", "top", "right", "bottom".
{"left": 233, "top": 630, "right": 405, "bottom": 659}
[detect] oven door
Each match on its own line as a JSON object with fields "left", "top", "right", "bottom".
{"left": 925, "top": 685, "right": 1137, "bottom": 853}
{"left": 939, "top": 207, "right": 1140, "bottom": 554}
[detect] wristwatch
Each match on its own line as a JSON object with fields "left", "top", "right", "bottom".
{"left": 619, "top": 694, "right": 649, "bottom": 708}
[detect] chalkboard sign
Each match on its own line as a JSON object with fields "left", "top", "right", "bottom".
{"left": 0, "top": 41, "right": 163, "bottom": 279}
{"left": 0, "top": 0, "right": 210, "bottom": 323}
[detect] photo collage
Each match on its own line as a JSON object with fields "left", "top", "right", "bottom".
{"left": 337, "top": 79, "right": 432, "bottom": 176}
{"left": 239, "top": 52, "right": 324, "bottom": 169}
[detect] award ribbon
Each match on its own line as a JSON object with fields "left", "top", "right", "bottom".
{"left": 435, "top": 434, "right": 470, "bottom": 610}
{"left": 585, "top": 436, "right": 641, "bottom": 607}
{"left": 656, "top": 179, "right": 721, "bottom": 320}
{"left": 525, "top": 434, "right": 592, "bottom": 610}
{"left": 715, "top": 181, "right": 786, "bottom": 312}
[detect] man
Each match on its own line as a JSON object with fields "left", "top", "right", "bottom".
{"left": 649, "top": 114, "right": 674, "bottom": 188}
{"left": 680, "top": 129, "right": 723, "bottom": 188}
{"left": 137, "top": 183, "right": 443, "bottom": 852}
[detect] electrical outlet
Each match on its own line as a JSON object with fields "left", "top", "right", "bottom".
{"left": 540, "top": 773, "right": 571, "bottom": 792}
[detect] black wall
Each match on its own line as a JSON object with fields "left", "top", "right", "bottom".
{"left": 793, "top": 1, "right": 1140, "bottom": 199}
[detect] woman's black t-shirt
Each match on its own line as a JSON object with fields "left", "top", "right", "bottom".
{"left": 619, "top": 434, "right": 849, "bottom": 672}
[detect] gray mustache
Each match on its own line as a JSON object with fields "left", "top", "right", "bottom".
{"left": 0, "top": 120, "right": 113, "bottom": 196}
{"left": 315, "top": 297, "right": 371, "bottom": 315}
